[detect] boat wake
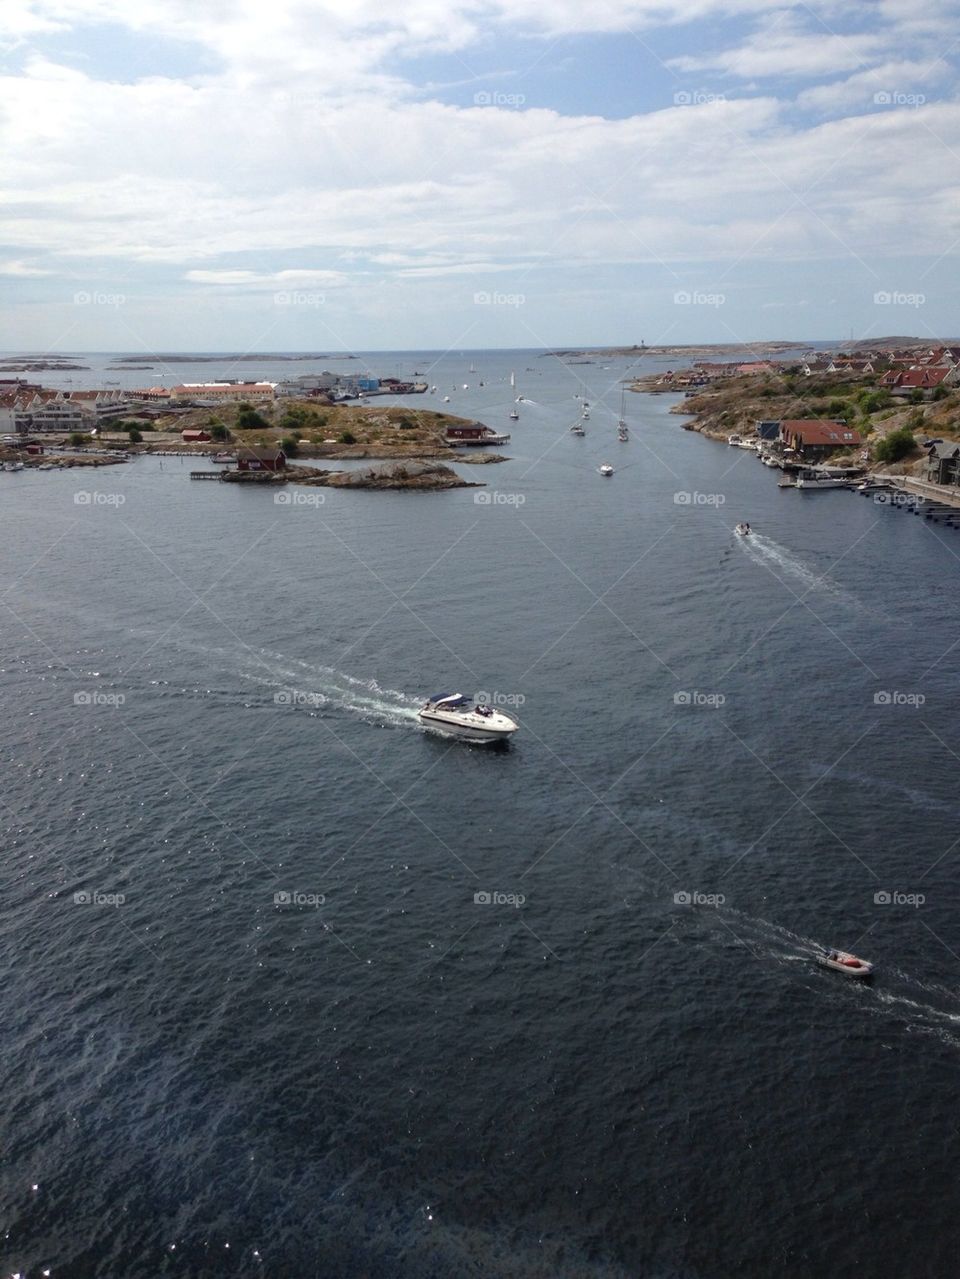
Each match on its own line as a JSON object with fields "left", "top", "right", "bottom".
{"left": 240, "top": 650, "right": 421, "bottom": 729}
{"left": 737, "top": 533, "right": 858, "bottom": 606}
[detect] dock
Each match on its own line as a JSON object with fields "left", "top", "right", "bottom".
{"left": 190, "top": 470, "right": 224, "bottom": 480}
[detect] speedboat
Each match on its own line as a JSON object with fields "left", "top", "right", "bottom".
{"left": 735, "top": 522, "right": 751, "bottom": 536}
{"left": 509, "top": 409, "right": 519, "bottom": 420}
{"left": 418, "top": 694, "right": 518, "bottom": 743}
{"left": 599, "top": 463, "right": 614, "bottom": 476}
{"left": 570, "top": 423, "right": 585, "bottom": 436}
{"left": 795, "top": 469, "right": 851, "bottom": 490}
{"left": 817, "top": 949, "right": 874, "bottom": 978}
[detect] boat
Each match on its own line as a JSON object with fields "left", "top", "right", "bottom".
{"left": 570, "top": 422, "right": 585, "bottom": 436}
{"left": 617, "top": 387, "right": 629, "bottom": 441}
{"left": 599, "top": 463, "right": 614, "bottom": 477}
{"left": 443, "top": 396, "right": 450, "bottom": 402}
{"left": 211, "top": 451, "right": 234, "bottom": 463}
{"left": 817, "top": 948, "right": 874, "bottom": 978}
{"left": 581, "top": 408, "right": 590, "bottom": 420}
{"left": 795, "top": 469, "right": 851, "bottom": 490}
{"left": 510, "top": 371, "right": 516, "bottom": 390}
{"left": 618, "top": 424, "right": 629, "bottom": 441}
{"left": 728, "top": 434, "right": 742, "bottom": 446}
{"left": 734, "top": 522, "right": 751, "bottom": 536}
{"left": 418, "top": 694, "right": 519, "bottom": 743}
{"left": 469, "top": 363, "right": 476, "bottom": 374}
{"left": 509, "top": 409, "right": 519, "bottom": 421}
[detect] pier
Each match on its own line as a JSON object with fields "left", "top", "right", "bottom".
{"left": 190, "top": 470, "right": 224, "bottom": 480}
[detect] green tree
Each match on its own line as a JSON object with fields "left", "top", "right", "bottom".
{"left": 128, "top": 427, "right": 143, "bottom": 443}
{"left": 279, "top": 435, "right": 299, "bottom": 457}
{"left": 68, "top": 431, "right": 86, "bottom": 448}
{"left": 339, "top": 430, "right": 357, "bottom": 445}
{"left": 931, "top": 384, "right": 950, "bottom": 402}
{"left": 210, "top": 422, "right": 229, "bottom": 441}
{"left": 909, "top": 387, "right": 925, "bottom": 404}
{"left": 236, "top": 407, "right": 269, "bottom": 430}
{"left": 859, "top": 389, "right": 892, "bottom": 415}
{"left": 826, "top": 399, "right": 849, "bottom": 419}
{"left": 874, "top": 428, "right": 915, "bottom": 463}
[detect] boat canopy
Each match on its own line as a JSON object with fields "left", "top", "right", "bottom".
{"left": 429, "top": 693, "right": 470, "bottom": 708}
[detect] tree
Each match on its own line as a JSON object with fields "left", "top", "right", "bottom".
{"left": 826, "top": 399, "right": 849, "bottom": 419}
{"left": 874, "top": 428, "right": 915, "bottom": 464}
{"left": 210, "top": 422, "right": 229, "bottom": 441}
{"left": 931, "top": 384, "right": 950, "bottom": 402}
{"left": 236, "top": 407, "right": 269, "bottom": 430}
{"left": 279, "top": 435, "right": 299, "bottom": 457}
{"left": 128, "top": 427, "right": 143, "bottom": 443}
{"left": 339, "top": 430, "right": 356, "bottom": 444}
{"left": 68, "top": 432, "right": 86, "bottom": 448}
{"left": 909, "top": 388, "right": 926, "bottom": 404}
{"left": 859, "top": 389, "right": 892, "bottom": 415}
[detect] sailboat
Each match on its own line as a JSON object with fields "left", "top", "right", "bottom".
{"left": 510, "top": 371, "right": 516, "bottom": 390}
{"left": 469, "top": 363, "right": 476, "bottom": 374}
{"left": 617, "top": 387, "right": 629, "bottom": 441}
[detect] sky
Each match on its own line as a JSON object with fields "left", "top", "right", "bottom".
{"left": 1, "top": 0, "right": 958, "bottom": 352}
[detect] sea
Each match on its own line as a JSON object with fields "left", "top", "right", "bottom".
{"left": 2, "top": 348, "right": 959, "bottom": 1278}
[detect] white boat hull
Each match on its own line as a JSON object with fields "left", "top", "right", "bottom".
{"left": 817, "top": 951, "right": 874, "bottom": 977}
{"left": 418, "top": 707, "right": 518, "bottom": 743}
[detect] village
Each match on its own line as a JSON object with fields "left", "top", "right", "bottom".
{"left": 633, "top": 342, "right": 960, "bottom": 500}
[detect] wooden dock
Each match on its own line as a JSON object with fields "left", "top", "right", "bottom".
{"left": 190, "top": 470, "right": 224, "bottom": 480}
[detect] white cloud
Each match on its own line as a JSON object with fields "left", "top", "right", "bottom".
{"left": 0, "top": 259, "right": 55, "bottom": 276}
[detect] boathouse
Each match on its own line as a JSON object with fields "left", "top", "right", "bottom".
{"left": 181, "top": 429, "right": 211, "bottom": 443}
{"left": 237, "top": 445, "right": 286, "bottom": 472}
{"left": 925, "top": 441, "right": 960, "bottom": 486}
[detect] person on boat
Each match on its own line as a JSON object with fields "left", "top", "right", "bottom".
{"left": 744, "top": 523, "right": 751, "bottom": 534}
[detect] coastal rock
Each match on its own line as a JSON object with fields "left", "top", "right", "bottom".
{"left": 318, "top": 461, "right": 478, "bottom": 490}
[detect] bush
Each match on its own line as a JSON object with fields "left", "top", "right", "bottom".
{"left": 826, "top": 399, "right": 849, "bottom": 419}
{"left": 859, "top": 389, "right": 892, "bottom": 415}
{"left": 236, "top": 408, "right": 269, "bottom": 430}
{"left": 339, "top": 430, "right": 356, "bottom": 444}
{"left": 210, "top": 423, "right": 229, "bottom": 441}
{"left": 279, "top": 435, "right": 299, "bottom": 457}
{"left": 931, "top": 384, "right": 950, "bottom": 402}
{"left": 909, "top": 388, "right": 926, "bottom": 404}
{"left": 127, "top": 427, "right": 143, "bottom": 443}
{"left": 874, "top": 428, "right": 915, "bottom": 464}
{"left": 68, "top": 432, "right": 86, "bottom": 448}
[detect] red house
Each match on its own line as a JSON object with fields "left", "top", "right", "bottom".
{"left": 779, "top": 419, "right": 861, "bottom": 460}
{"left": 237, "top": 445, "right": 286, "bottom": 472}
{"left": 879, "top": 368, "right": 950, "bottom": 391}
{"left": 181, "top": 428, "right": 211, "bottom": 442}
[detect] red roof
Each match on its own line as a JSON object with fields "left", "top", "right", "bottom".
{"left": 884, "top": 367, "right": 949, "bottom": 388}
{"left": 780, "top": 419, "right": 861, "bottom": 445}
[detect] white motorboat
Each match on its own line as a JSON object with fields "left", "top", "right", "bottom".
{"left": 443, "top": 396, "right": 450, "bottom": 402}
{"left": 728, "top": 434, "right": 742, "bottom": 446}
{"left": 599, "top": 463, "right": 614, "bottom": 477}
{"left": 734, "top": 522, "right": 751, "bottom": 536}
{"left": 418, "top": 693, "right": 518, "bottom": 743}
{"left": 817, "top": 948, "right": 874, "bottom": 978}
{"left": 570, "top": 422, "right": 585, "bottom": 436}
{"left": 509, "top": 409, "right": 519, "bottom": 420}
{"left": 795, "top": 469, "right": 850, "bottom": 490}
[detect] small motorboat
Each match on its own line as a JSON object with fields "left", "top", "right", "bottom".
{"left": 817, "top": 949, "right": 874, "bottom": 978}
{"left": 599, "top": 464, "right": 614, "bottom": 477}
{"left": 418, "top": 693, "right": 518, "bottom": 744}
{"left": 570, "top": 423, "right": 585, "bottom": 436}
{"left": 509, "top": 409, "right": 519, "bottom": 420}
{"left": 735, "top": 522, "right": 751, "bottom": 536}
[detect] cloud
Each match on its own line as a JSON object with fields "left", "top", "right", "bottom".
{"left": 0, "top": 258, "right": 55, "bottom": 276}
{"left": 184, "top": 269, "right": 349, "bottom": 288}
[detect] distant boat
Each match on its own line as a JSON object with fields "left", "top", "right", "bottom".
{"left": 469, "top": 363, "right": 476, "bottom": 374}
{"left": 443, "top": 396, "right": 451, "bottom": 402}
{"left": 509, "top": 409, "right": 519, "bottom": 421}
{"left": 510, "top": 371, "right": 516, "bottom": 389}
{"left": 570, "top": 422, "right": 585, "bottom": 437}
{"left": 617, "top": 387, "right": 629, "bottom": 441}
{"left": 599, "top": 463, "right": 614, "bottom": 477}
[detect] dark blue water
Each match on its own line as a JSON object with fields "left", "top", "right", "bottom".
{"left": 3, "top": 351, "right": 959, "bottom": 1278}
